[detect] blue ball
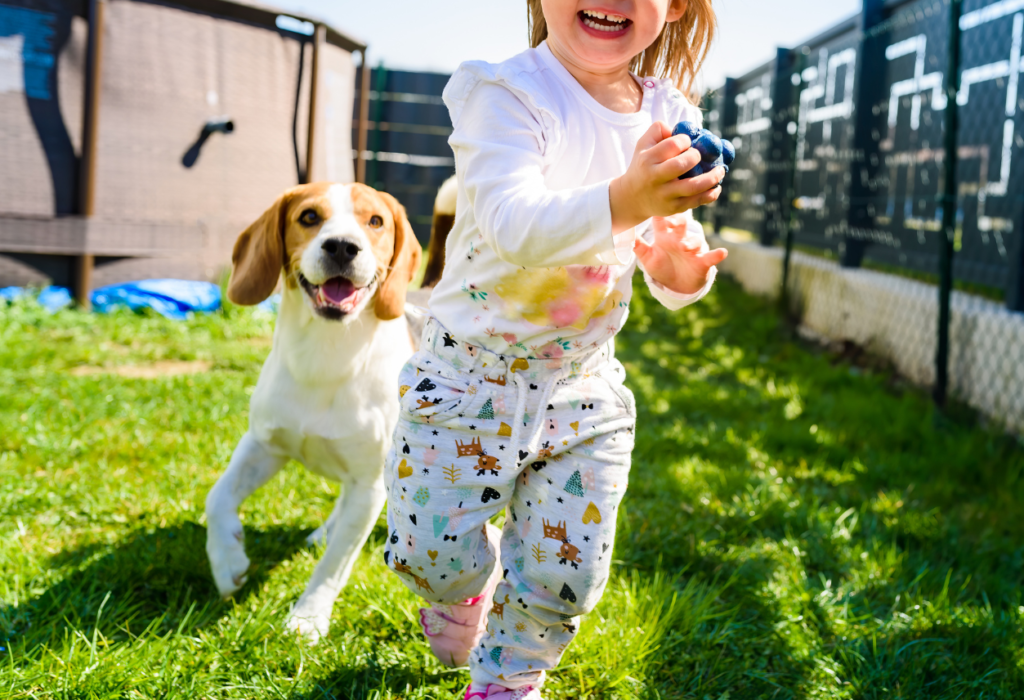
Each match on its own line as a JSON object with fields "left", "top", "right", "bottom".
{"left": 708, "top": 157, "right": 729, "bottom": 175}
{"left": 672, "top": 121, "right": 702, "bottom": 141}
{"left": 693, "top": 131, "right": 723, "bottom": 163}
{"left": 678, "top": 161, "right": 706, "bottom": 180}
{"left": 721, "top": 139, "right": 736, "bottom": 167}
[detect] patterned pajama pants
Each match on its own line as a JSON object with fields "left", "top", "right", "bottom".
{"left": 383, "top": 318, "right": 636, "bottom": 689}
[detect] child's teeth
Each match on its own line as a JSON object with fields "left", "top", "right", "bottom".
{"left": 582, "top": 10, "right": 627, "bottom": 27}
{"left": 583, "top": 18, "right": 622, "bottom": 31}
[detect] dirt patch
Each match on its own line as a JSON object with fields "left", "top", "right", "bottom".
{"left": 70, "top": 360, "right": 212, "bottom": 378}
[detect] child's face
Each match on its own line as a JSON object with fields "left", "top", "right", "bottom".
{"left": 541, "top": 0, "right": 688, "bottom": 73}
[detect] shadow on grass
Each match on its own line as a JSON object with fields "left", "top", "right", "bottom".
{"left": 608, "top": 280, "right": 1024, "bottom": 695}
{"left": 602, "top": 282, "right": 1019, "bottom": 695}
{"left": 290, "top": 660, "right": 460, "bottom": 700}
{"left": 619, "top": 425, "right": 1024, "bottom": 696}
{"left": 1, "top": 522, "right": 314, "bottom": 653}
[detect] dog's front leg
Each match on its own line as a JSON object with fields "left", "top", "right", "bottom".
{"left": 205, "top": 432, "right": 287, "bottom": 597}
{"left": 286, "top": 475, "right": 386, "bottom": 643}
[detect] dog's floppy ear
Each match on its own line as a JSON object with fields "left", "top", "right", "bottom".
{"left": 227, "top": 193, "right": 289, "bottom": 305}
{"left": 375, "top": 192, "right": 422, "bottom": 320}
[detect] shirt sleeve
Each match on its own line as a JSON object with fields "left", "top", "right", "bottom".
{"left": 637, "top": 215, "right": 717, "bottom": 311}
{"left": 449, "top": 82, "right": 620, "bottom": 268}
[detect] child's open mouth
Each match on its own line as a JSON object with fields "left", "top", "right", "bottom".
{"left": 578, "top": 9, "right": 632, "bottom": 35}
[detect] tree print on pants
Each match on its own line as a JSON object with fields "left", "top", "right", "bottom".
{"left": 564, "top": 470, "right": 585, "bottom": 497}
{"left": 478, "top": 398, "right": 495, "bottom": 420}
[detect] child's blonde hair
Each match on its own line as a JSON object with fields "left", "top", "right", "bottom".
{"left": 526, "top": 1, "right": 715, "bottom": 96}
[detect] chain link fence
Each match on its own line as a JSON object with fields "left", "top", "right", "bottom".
{"left": 702, "top": 0, "right": 1024, "bottom": 431}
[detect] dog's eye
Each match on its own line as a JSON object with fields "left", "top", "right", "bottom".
{"left": 368, "top": 215, "right": 383, "bottom": 228}
{"left": 299, "top": 209, "right": 320, "bottom": 227}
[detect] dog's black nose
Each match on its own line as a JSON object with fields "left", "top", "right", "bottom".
{"left": 321, "top": 238, "right": 361, "bottom": 263}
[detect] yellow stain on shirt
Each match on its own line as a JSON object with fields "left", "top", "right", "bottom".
{"left": 493, "top": 266, "right": 623, "bottom": 330}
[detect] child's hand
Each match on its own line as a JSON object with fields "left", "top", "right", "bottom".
{"left": 634, "top": 214, "right": 728, "bottom": 295}
{"left": 609, "top": 121, "right": 724, "bottom": 234}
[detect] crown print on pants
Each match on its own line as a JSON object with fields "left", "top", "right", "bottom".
{"left": 456, "top": 437, "right": 483, "bottom": 457}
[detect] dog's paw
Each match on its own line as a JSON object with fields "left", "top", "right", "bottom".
{"left": 207, "top": 528, "right": 250, "bottom": 598}
{"left": 285, "top": 607, "right": 331, "bottom": 645}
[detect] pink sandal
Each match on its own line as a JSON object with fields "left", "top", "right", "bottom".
{"left": 464, "top": 684, "right": 541, "bottom": 700}
{"left": 418, "top": 526, "right": 502, "bottom": 667}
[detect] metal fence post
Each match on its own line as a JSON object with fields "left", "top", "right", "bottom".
{"left": 355, "top": 51, "right": 370, "bottom": 184}
{"left": 935, "top": 0, "right": 963, "bottom": 408}
{"left": 760, "top": 48, "right": 794, "bottom": 247}
{"left": 302, "top": 23, "right": 324, "bottom": 185}
{"left": 1007, "top": 229, "right": 1024, "bottom": 311}
{"left": 843, "top": 0, "right": 886, "bottom": 269}
{"left": 76, "top": 0, "right": 105, "bottom": 310}
{"left": 714, "top": 78, "right": 738, "bottom": 235}
{"left": 780, "top": 50, "right": 806, "bottom": 315}
{"left": 364, "top": 63, "right": 387, "bottom": 189}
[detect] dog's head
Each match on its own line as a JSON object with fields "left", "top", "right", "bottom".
{"left": 227, "top": 182, "right": 421, "bottom": 321}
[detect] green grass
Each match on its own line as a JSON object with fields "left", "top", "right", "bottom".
{"left": 2, "top": 278, "right": 1023, "bottom": 699}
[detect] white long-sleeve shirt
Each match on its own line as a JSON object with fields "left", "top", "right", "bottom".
{"left": 428, "top": 41, "right": 716, "bottom": 359}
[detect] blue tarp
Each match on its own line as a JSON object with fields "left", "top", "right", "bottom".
{"left": 0, "top": 286, "right": 26, "bottom": 302}
{"left": 90, "top": 280, "right": 221, "bottom": 320}
{"left": 1, "top": 280, "right": 223, "bottom": 319}
{"left": 0, "top": 285, "right": 73, "bottom": 312}
{"left": 257, "top": 293, "right": 281, "bottom": 314}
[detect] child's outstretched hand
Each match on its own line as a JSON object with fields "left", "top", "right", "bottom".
{"left": 634, "top": 214, "right": 728, "bottom": 295}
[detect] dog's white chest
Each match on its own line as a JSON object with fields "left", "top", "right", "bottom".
{"left": 245, "top": 301, "right": 412, "bottom": 480}
{"left": 262, "top": 429, "right": 355, "bottom": 480}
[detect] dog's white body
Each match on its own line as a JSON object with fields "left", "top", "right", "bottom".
{"left": 205, "top": 183, "right": 422, "bottom": 643}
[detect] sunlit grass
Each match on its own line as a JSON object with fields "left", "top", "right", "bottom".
{"left": 2, "top": 278, "right": 1023, "bottom": 698}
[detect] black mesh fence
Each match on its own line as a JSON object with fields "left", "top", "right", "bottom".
{"left": 702, "top": 0, "right": 1024, "bottom": 429}
{"left": 353, "top": 67, "right": 455, "bottom": 245}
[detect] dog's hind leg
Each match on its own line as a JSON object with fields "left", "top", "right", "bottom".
{"left": 286, "top": 473, "right": 386, "bottom": 643}
{"left": 205, "top": 432, "right": 287, "bottom": 598}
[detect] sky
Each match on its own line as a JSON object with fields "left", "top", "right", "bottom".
{"left": 267, "top": 0, "right": 862, "bottom": 90}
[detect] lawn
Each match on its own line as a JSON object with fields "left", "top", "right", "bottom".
{"left": 2, "top": 277, "right": 1023, "bottom": 699}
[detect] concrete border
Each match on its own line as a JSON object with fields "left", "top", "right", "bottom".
{"left": 711, "top": 233, "right": 1024, "bottom": 432}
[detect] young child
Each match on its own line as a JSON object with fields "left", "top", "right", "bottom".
{"left": 383, "top": 1, "right": 726, "bottom": 697}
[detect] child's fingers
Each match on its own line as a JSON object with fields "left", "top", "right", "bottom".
{"left": 678, "top": 230, "right": 706, "bottom": 252}
{"left": 660, "top": 212, "right": 691, "bottom": 227}
{"left": 671, "top": 184, "right": 723, "bottom": 214}
{"left": 696, "top": 247, "right": 729, "bottom": 267}
{"left": 654, "top": 149, "right": 702, "bottom": 182}
{"left": 666, "top": 167, "right": 725, "bottom": 199}
{"left": 702, "top": 185, "right": 724, "bottom": 205}
{"left": 667, "top": 183, "right": 724, "bottom": 210}
{"left": 633, "top": 233, "right": 657, "bottom": 267}
{"left": 646, "top": 134, "right": 692, "bottom": 165}
{"left": 635, "top": 122, "right": 672, "bottom": 154}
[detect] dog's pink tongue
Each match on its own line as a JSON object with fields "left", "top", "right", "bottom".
{"left": 321, "top": 277, "right": 355, "bottom": 304}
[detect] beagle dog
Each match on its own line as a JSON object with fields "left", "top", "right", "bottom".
{"left": 204, "top": 182, "right": 423, "bottom": 643}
